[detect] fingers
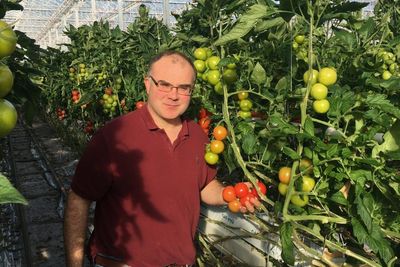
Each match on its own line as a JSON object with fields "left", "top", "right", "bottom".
{"left": 240, "top": 197, "right": 262, "bottom": 213}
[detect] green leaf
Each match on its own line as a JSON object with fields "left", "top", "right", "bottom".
{"left": 326, "top": 144, "right": 339, "bottom": 159}
{"left": 282, "top": 146, "right": 300, "bottom": 160}
{"left": 190, "top": 35, "right": 209, "bottom": 43}
{"left": 356, "top": 195, "right": 373, "bottom": 232}
{"left": 280, "top": 222, "right": 295, "bottom": 265}
{"left": 304, "top": 116, "right": 314, "bottom": 136}
{"left": 358, "top": 17, "right": 376, "bottom": 39}
{"left": 372, "top": 119, "right": 400, "bottom": 157}
{"left": 329, "top": 191, "right": 348, "bottom": 205}
{"left": 242, "top": 134, "right": 257, "bottom": 155}
{"left": 333, "top": 29, "right": 357, "bottom": 51}
{"left": 214, "top": 4, "right": 271, "bottom": 46}
{"left": 366, "top": 94, "right": 400, "bottom": 119}
{"left": 250, "top": 62, "right": 267, "bottom": 85}
{"left": 0, "top": 174, "right": 28, "bottom": 205}
{"left": 254, "top": 17, "right": 285, "bottom": 33}
{"left": 275, "top": 76, "right": 288, "bottom": 91}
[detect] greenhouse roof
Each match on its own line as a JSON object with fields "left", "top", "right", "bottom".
{"left": 4, "top": 0, "right": 191, "bottom": 48}
{"left": 3, "top": 0, "right": 378, "bottom": 49}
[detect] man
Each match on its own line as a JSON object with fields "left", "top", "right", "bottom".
{"left": 64, "top": 51, "right": 258, "bottom": 267}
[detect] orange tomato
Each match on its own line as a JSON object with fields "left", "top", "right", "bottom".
{"left": 228, "top": 199, "right": 241, "bottom": 213}
{"left": 222, "top": 186, "right": 236, "bottom": 202}
{"left": 213, "top": 125, "right": 228, "bottom": 140}
{"left": 279, "top": 167, "right": 291, "bottom": 184}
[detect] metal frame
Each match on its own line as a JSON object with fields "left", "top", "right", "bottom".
{"left": 4, "top": 0, "right": 191, "bottom": 48}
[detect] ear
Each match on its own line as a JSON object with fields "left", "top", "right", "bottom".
{"left": 144, "top": 76, "right": 151, "bottom": 94}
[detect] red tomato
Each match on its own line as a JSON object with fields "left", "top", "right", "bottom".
{"left": 234, "top": 182, "right": 249, "bottom": 198}
{"left": 240, "top": 192, "right": 256, "bottom": 206}
{"left": 198, "top": 107, "right": 212, "bottom": 120}
{"left": 136, "top": 101, "right": 145, "bottom": 109}
{"left": 251, "top": 181, "right": 267, "bottom": 198}
{"left": 198, "top": 117, "right": 211, "bottom": 129}
{"left": 71, "top": 89, "right": 79, "bottom": 96}
{"left": 222, "top": 186, "right": 236, "bottom": 202}
{"left": 228, "top": 199, "right": 241, "bottom": 213}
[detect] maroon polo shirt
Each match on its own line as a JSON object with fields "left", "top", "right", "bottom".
{"left": 71, "top": 105, "right": 217, "bottom": 266}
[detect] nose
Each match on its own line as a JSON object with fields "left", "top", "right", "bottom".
{"left": 167, "top": 86, "right": 180, "bottom": 99}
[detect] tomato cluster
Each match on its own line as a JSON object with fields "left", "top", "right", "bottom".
{"left": 100, "top": 87, "right": 119, "bottom": 115}
{"left": 222, "top": 181, "right": 266, "bottom": 213}
{"left": 83, "top": 121, "right": 94, "bottom": 134}
{"left": 304, "top": 67, "right": 337, "bottom": 114}
{"left": 377, "top": 50, "right": 399, "bottom": 80}
{"left": 0, "top": 21, "right": 17, "bottom": 139}
{"left": 277, "top": 159, "right": 316, "bottom": 207}
{"left": 56, "top": 108, "right": 66, "bottom": 120}
{"left": 193, "top": 47, "right": 238, "bottom": 95}
{"left": 204, "top": 125, "right": 228, "bottom": 165}
{"left": 71, "top": 89, "right": 81, "bottom": 104}
{"left": 292, "top": 34, "right": 316, "bottom": 64}
{"left": 236, "top": 91, "right": 254, "bottom": 119}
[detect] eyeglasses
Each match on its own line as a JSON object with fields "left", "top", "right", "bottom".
{"left": 148, "top": 75, "right": 193, "bottom": 96}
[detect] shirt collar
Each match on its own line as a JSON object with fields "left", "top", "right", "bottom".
{"left": 140, "top": 104, "right": 190, "bottom": 137}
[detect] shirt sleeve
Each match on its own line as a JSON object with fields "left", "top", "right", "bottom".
{"left": 71, "top": 130, "right": 113, "bottom": 201}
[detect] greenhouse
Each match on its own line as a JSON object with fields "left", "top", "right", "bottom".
{"left": 0, "top": 0, "right": 399, "bottom": 266}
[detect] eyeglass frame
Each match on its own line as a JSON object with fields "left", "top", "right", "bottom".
{"left": 147, "top": 75, "right": 194, "bottom": 96}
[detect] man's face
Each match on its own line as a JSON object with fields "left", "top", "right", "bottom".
{"left": 144, "top": 54, "right": 195, "bottom": 126}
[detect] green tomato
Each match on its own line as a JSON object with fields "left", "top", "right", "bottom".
{"left": 207, "top": 70, "right": 221, "bottom": 85}
{"left": 238, "top": 110, "right": 251, "bottom": 119}
{"left": 206, "top": 56, "right": 221, "bottom": 70}
{"left": 237, "top": 91, "right": 249, "bottom": 100}
{"left": 0, "top": 65, "right": 14, "bottom": 98}
{"left": 278, "top": 183, "right": 288, "bottom": 196}
{"left": 227, "top": 62, "right": 236, "bottom": 69}
{"left": 0, "top": 21, "right": 17, "bottom": 58}
{"left": 194, "top": 60, "right": 206, "bottom": 73}
{"left": 299, "top": 158, "right": 313, "bottom": 174}
{"left": 318, "top": 67, "right": 337, "bottom": 86}
{"left": 301, "top": 176, "right": 315, "bottom": 192}
{"left": 0, "top": 99, "right": 17, "bottom": 138}
{"left": 294, "top": 35, "right": 305, "bottom": 44}
{"left": 239, "top": 99, "right": 253, "bottom": 111}
{"left": 382, "top": 70, "right": 392, "bottom": 80}
{"left": 204, "top": 152, "right": 219, "bottom": 165}
{"left": 389, "top": 63, "right": 398, "bottom": 74}
{"left": 303, "top": 69, "right": 319, "bottom": 85}
{"left": 214, "top": 82, "right": 223, "bottom": 95}
{"left": 205, "top": 48, "right": 213, "bottom": 58}
{"left": 290, "top": 194, "right": 309, "bottom": 207}
{"left": 313, "top": 99, "right": 330, "bottom": 114}
{"left": 310, "top": 83, "right": 328, "bottom": 100}
{"left": 194, "top": 48, "right": 207, "bottom": 60}
{"left": 292, "top": 41, "right": 299, "bottom": 50}
{"left": 222, "top": 69, "right": 238, "bottom": 84}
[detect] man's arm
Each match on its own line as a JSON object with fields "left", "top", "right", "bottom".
{"left": 64, "top": 189, "right": 91, "bottom": 267}
{"left": 200, "top": 179, "right": 225, "bottom": 205}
